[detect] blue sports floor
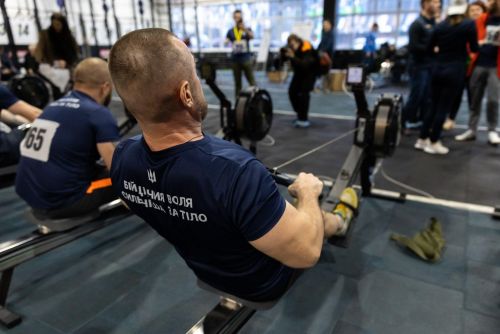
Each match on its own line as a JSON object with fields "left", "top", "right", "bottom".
{"left": 0, "top": 70, "right": 499, "bottom": 333}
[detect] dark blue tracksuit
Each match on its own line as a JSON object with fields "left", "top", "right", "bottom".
{"left": 402, "top": 15, "right": 436, "bottom": 127}
{"left": 420, "top": 19, "right": 479, "bottom": 142}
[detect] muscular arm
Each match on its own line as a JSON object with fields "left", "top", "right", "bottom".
{"left": 97, "top": 142, "right": 116, "bottom": 171}
{"left": 250, "top": 173, "right": 325, "bottom": 269}
{"left": 7, "top": 101, "right": 42, "bottom": 122}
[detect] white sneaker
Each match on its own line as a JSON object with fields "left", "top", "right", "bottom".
{"left": 488, "top": 131, "right": 500, "bottom": 146}
{"left": 424, "top": 141, "right": 450, "bottom": 155}
{"left": 455, "top": 130, "right": 476, "bottom": 142}
{"left": 414, "top": 138, "right": 430, "bottom": 150}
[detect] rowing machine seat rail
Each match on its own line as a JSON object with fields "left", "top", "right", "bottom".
{"left": 26, "top": 199, "right": 123, "bottom": 234}
{"left": 187, "top": 279, "right": 280, "bottom": 334}
{"left": 197, "top": 279, "right": 278, "bottom": 311}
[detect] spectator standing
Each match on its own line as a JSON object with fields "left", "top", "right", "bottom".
{"left": 444, "top": 0, "right": 487, "bottom": 130}
{"left": 456, "top": 0, "right": 500, "bottom": 145}
{"left": 401, "top": 0, "right": 439, "bottom": 133}
{"left": 415, "top": 0, "right": 478, "bottom": 154}
{"left": 35, "top": 13, "right": 79, "bottom": 69}
{"left": 226, "top": 10, "right": 256, "bottom": 98}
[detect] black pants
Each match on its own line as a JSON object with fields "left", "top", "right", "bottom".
{"left": 250, "top": 268, "right": 303, "bottom": 302}
{"left": 34, "top": 166, "right": 116, "bottom": 220}
{"left": 232, "top": 60, "right": 256, "bottom": 98}
{"left": 449, "top": 76, "right": 470, "bottom": 121}
{"left": 0, "top": 129, "right": 25, "bottom": 168}
{"left": 402, "top": 64, "right": 432, "bottom": 126}
{"left": 420, "top": 63, "right": 466, "bottom": 143}
{"left": 289, "top": 77, "right": 311, "bottom": 121}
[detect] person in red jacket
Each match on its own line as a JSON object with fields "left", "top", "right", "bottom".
{"left": 456, "top": 0, "right": 500, "bottom": 145}
{"left": 443, "top": 0, "right": 487, "bottom": 131}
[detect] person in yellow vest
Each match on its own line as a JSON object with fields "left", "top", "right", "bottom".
{"left": 285, "top": 34, "right": 319, "bottom": 128}
{"left": 226, "top": 10, "right": 256, "bottom": 98}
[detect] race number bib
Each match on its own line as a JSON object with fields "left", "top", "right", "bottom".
{"left": 233, "top": 41, "right": 249, "bottom": 54}
{"left": 20, "top": 119, "right": 60, "bottom": 162}
{"left": 485, "top": 25, "right": 500, "bottom": 46}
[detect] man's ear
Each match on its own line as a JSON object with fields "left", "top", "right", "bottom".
{"left": 179, "top": 80, "right": 194, "bottom": 109}
{"left": 101, "top": 81, "right": 111, "bottom": 95}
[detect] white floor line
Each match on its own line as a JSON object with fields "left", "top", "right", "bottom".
{"left": 113, "top": 99, "right": 499, "bottom": 133}
{"left": 202, "top": 83, "right": 383, "bottom": 97}
{"left": 208, "top": 104, "right": 500, "bottom": 132}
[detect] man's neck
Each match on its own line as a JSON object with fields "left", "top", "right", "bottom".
{"left": 421, "top": 10, "right": 433, "bottom": 20}
{"left": 74, "top": 86, "right": 100, "bottom": 103}
{"left": 142, "top": 122, "right": 203, "bottom": 152}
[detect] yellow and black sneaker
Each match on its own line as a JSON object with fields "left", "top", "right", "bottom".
{"left": 333, "top": 187, "right": 359, "bottom": 236}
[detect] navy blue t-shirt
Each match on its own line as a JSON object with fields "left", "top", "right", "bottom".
{"left": 226, "top": 27, "right": 252, "bottom": 62}
{"left": 111, "top": 135, "right": 293, "bottom": 301}
{"left": 477, "top": 16, "right": 500, "bottom": 68}
{"left": 0, "top": 84, "right": 19, "bottom": 110}
{"left": 16, "top": 90, "right": 120, "bottom": 209}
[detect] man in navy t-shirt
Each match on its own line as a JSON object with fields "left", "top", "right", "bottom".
{"left": 226, "top": 9, "right": 256, "bottom": 97}
{"left": 108, "top": 29, "right": 358, "bottom": 302}
{"left": 0, "top": 84, "right": 41, "bottom": 167}
{"left": 16, "top": 58, "right": 120, "bottom": 219}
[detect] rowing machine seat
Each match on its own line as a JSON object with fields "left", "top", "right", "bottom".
{"left": 197, "top": 279, "right": 279, "bottom": 310}
{"left": 26, "top": 210, "right": 100, "bottom": 234}
{"left": 25, "top": 199, "right": 124, "bottom": 234}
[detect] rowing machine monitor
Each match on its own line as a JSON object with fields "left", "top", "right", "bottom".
{"left": 346, "top": 65, "right": 366, "bottom": 88}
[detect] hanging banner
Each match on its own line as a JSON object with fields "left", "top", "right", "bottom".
{"left": 256, "top": 28, "right": 271, "bottom": 64}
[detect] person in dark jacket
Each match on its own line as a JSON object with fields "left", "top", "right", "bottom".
{"left": 402, "top": 0, "right": 439, "bottom": 132}
{"left": 35, "top": 13, "right": 79, "bottom": 69}
{"left": 415, "top": 1, "right": 479, "bottom": 155}
{"left": 318, "top": 19, "right": 334, "bottom": 60}
{"left": 316, "top": 20, "right": 334, "bottom": 92}
{"left": 285, "top": 34, "right": 318, "bottom": 128}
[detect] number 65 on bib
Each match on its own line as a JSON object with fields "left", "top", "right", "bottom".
{"left": 20, "top": 119, "right": 60, "bottom": 162}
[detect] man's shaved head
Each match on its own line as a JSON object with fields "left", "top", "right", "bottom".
{"left": 74, "top": 57, "right": 111, "bottom": 86}
{"left": 73, "top": 57, "right": 113, "bottom": 107}
{"left": 108, "top": 28, "right": 206, "bottom": 124}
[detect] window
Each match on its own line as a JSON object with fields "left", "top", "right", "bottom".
{"left": 169, "top": 0, "right": 324, "bottom": 52}
{"left": 335, "top": 0, "right": 447, "bottom": 50}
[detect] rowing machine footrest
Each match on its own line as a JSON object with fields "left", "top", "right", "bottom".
{"left": 26, "top": 210, "right": 100, "bottom": 234}
{"left": 327, "top": 188, "right": 362, "bottom": 249}
{"left": 197, "top": 279, "right": 278, "bottom": 311}
{"left": 0, "top": 306, "right": 22, "bottom": 328}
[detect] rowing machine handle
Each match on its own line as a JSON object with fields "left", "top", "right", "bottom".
{"left": 272, "top": 173, "right": 294, "bottom": 187}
